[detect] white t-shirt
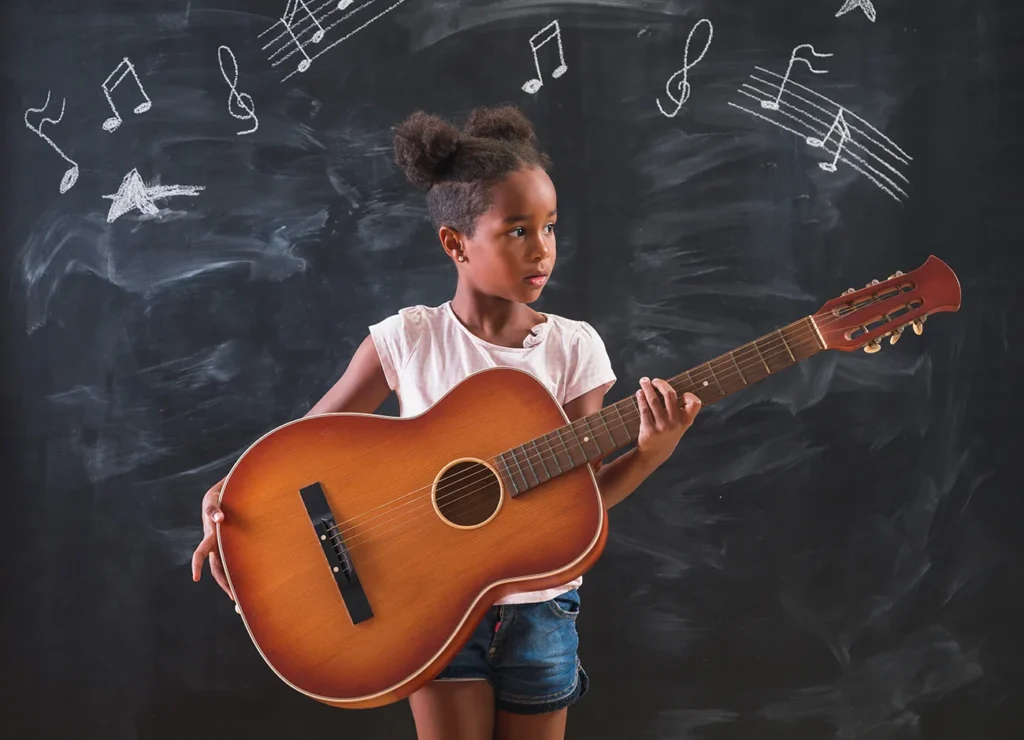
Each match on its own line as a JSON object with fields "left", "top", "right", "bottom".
{"left": 369, "top": 300, "right": 617, "bottom": 604}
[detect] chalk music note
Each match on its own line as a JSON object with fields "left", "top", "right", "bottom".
{"left": 760, "top": 44, "right": 831, "bottom": 112}
{"left": 835, "top": 0, "right": 877, "bottom": 22}
{"left": 657, "top": 18, "right": 714, "bottom": 119}
{"left": 217, "top": 45, "right": 259, "bottom": 135}
{"left": 522, "top": 20, "right": 567, "bottom": 94}
{"left": 24, "top": 91, "right": 79, "bottom": 194}
{"left": 806, "top": 108, "right": 851, "bottom": 172}
{"left": 101, "top": 57, "right": 152, "bottom": 133}
{"left": 281, "top": 0, "right": 326, "bottom": 73}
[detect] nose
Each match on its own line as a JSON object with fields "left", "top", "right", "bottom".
{"left": 529, "top": 232, "right": 551, "bottom": 260}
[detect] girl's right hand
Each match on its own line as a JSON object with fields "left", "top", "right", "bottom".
{"left": 191, "top": 478, "right": 234, "bottom": 601}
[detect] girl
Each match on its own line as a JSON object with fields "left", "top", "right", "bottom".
{"left": 192, "top": 104, "right": 702, "bottom": 740}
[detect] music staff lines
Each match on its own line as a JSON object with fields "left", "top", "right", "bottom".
{"left": 752, "top": 66, "right": 911, "bottom": 164}
{"left": 729, "top": 73, "right": 911, "bottom": 202}
{"left": 260, "top": 0, "right": 410, "bottom": 82}
{"left": 740, "top": 82, "right": 908, "bottom": 185}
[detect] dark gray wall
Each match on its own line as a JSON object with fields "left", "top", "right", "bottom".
{"left": 2, "top": 1, "right": 1021, "bottom": 738}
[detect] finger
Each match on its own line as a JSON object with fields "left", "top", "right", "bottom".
{"left": 191, "top": 530, "right": 216, "bottom": 582}
{"left": 640, "top": 377, "right": 666, "bottom": 426}
{"left": 636, "top": 388, "right": 655, "bottom": 429}
{"left": 680, "top": 392, "right": 703, "bottom": 424}
{"left": 652, "top": 378, "right": 679, "bottom": 422}
{"left": 209, "top": 550, "right": 234, "bottom": 601}
{"left": 205, "top": 502, "right": 224, "bottom": 526}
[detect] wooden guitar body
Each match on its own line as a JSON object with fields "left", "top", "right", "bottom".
{"left": 217, "top": 367, "right": 608, "bottom": 709}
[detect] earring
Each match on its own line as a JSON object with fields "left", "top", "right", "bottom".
{"left": 457, "top": 254, "right": 466, "bottom": 262}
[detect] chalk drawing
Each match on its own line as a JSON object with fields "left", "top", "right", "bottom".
{"left": 101, "top": 57, "right": 152, "bottom": 133}
{"left": 657, "top": 18, "right": 713, "bottom": 118}
{"left": 727, "top": 56, "right": 912, "bottom": 202}
{"left": 103, "top": 168, "right": 204, "bottom": 223}
{"left": 760, "top": 44, "right": 832, "bottom": 111}
{"left": 835, "top": 0, "right": 877, "bottom": 22}
{"left": 217, "top": 45, "right": 259, "bottom": 135}
{"left": 260, "top": 0, "right": 408, "bottom": 83}
{"left": 24, "top": 91, "right": 79, "bottom": 193}
{"left": 521, "top": 19, "right": 568, "bottom": 94}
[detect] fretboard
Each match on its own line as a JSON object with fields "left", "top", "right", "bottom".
{"left": 492, "top": 317, "right": 824, "bottom": 497}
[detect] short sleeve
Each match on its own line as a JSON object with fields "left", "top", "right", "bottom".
{"left": 564, "top": 321, "right": 617, "bottom": 404}
{"left": 368, "top": 307, "right": 423, "bottom": 393}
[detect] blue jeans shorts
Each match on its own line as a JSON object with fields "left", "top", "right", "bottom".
{"left": 434, "top": 588, "right": 589, "bottom": 715}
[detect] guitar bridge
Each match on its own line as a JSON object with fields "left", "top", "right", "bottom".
{"left": 299, "top": 481, "right": 373, "bottom": 625}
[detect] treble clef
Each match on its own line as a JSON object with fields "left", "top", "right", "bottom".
{"left": 218, "top": 45, "right": 259, "bottom": 135}
{"left": 656, "top": 19, "right": 714, "bottom": 119}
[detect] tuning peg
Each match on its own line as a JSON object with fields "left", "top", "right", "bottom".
{"left": 912, "top": 317, "right": 925, "bottom": 335}
{"left": 888, "top": 270, "right": 904, "bottom": 279}
{"left": 867, "top": 279, "right": 880, "bottom": 287}
{"left": 889, "top": 325, "right": 905, "bottom": 345}
{"left": 863, "top": 339, "right": 882, "bottom": 353}
{"left": 844, "top": 288, "right": 856, "bottom": 295}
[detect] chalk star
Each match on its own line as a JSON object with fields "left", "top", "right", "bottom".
{"left": 103, "top": 167, "right": 204, "bottom": 223}
{"left": 835, "top": 0, "right": 877, "bottom": 22}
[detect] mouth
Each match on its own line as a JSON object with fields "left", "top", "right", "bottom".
{"left": 523, "top": 273, "right": 548, "bottom": 287}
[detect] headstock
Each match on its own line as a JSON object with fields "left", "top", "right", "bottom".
{"left": 813, "top": 255, "right": 961, "bottom": 353}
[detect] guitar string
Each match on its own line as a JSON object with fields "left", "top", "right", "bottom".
{"left": 327, "top": 327, "right": 826, "bottom": 556}
{"left": 323, "top": 298, "right": 918, "bottom": 556}
{"left": 319, "top": 291, "right": 912, "bottom": 549}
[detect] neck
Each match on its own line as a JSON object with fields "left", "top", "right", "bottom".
{"left": 492, "top": 316, "right": 825, "bottom": 497}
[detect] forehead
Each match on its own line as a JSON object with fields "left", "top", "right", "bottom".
{"left": 484, "top": 167, "right": 557, "bottom": 218}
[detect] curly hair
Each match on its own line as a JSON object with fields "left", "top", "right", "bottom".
{"left": 392, "top": 104, "right": 552, "bottom": 237}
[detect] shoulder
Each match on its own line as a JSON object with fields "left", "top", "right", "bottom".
{"left": 370, "top": 303, "right": 445, "bottom": 334}
{"left": 541, "top": 312, "right": 608, "bottom": 351}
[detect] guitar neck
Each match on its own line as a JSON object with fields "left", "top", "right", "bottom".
{"left": 493, "top": 316, "right": 825, "bottom": 497}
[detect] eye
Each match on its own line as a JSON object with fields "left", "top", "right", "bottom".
{"left": 508, "top": 226, "right": 526, "bottom": 238}
{"left": 544, "top": 222, "right": 556, "bottom": 234}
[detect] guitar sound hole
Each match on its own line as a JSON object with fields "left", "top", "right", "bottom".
{"left": 433, "top": 461, "right": 502, "bottom": 528}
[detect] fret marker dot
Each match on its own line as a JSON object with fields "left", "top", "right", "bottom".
{"left": 583, "top": 436, "right": 590, "bottom": 442}
{"left": 703, "top": 380, "right": 709, "bottom": 387}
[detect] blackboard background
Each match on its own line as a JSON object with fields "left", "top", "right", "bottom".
{"left": 2, "top": 1, "right": 1022, "bottom": 738}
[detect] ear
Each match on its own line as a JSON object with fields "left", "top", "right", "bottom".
{"left": 439, "top": 226, "right": 465, "bottom": 263}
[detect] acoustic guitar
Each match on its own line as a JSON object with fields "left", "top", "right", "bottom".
{"left": 216, "top": 255, "right": 960, "bottom": 709}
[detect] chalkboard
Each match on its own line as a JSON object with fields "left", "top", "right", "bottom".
{"left": 3, "top": 1, "right": 1022, "bottom": 738}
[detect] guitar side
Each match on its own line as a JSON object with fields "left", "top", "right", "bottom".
{"left": 216, "top": 367, "right": 608, "bottom": 708}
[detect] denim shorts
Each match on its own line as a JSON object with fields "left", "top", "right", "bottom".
{"left": 434, "top": 588, "right": 589, "bottom": 715}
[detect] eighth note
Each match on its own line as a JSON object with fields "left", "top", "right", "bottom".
{"left": 24, "top": 91, "right": 79, "bottom": 194}
{"left": 281, "top": 0, "right": 326, "bottom": 74}
{"left": 218, "top": 45, "right": 259, "bottom": 135}
{"left": 806, "top": 108, "right": 851, "bottom": 172}
{"left": 101, "top": 57, "right": 152, "bottom": 133}
{"left": 522, "top": 19, "right": 567, "bottom": 94}
{"left": 760, "top": 43, "right": 831, "bottom": 112}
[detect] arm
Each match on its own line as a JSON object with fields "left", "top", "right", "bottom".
{"left": 193, "top": 334, "right": 393, "bottom": 596}
{"left": 563, "top": 379, "right": 701, "bottom": 510}
{"left": 563, "top": 386, "right": 661, "bottom": 510}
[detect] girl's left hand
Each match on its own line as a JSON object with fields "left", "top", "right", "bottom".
{"left": 635, "top": 377, "right": 702, "bottom": 467}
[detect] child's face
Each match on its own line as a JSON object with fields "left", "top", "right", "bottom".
{"left": 460, "top": 166, "right": 558, "bottom": 304}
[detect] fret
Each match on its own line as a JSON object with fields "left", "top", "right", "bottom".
{"left": 511, "top": 444, "right": 540, "bottom": 488}
{"left": 751, "top": 337, "right": 771, "bottom": 374}
{"left": 777, "top": 328, "right": 796, "bottom": 362}
{"left": 594, "top": 409, "right": 618, "bottom": 448}
{"left": 498, "top": 453, "right": 520, "bottom": 496}
{"left": 704, "top": 361, "right": 725, "bottom": 396}
{"left": 529, "top": 439, "right": 554, "bottom": 482}
{"left": 570, "top": 420, "right": 601, "bottom": 461}
{"left": 554, "top": 427, "right": 582, "bottom": 468}
{"left": 542, "top": 432, "right": 563, "bottom": 475}
{"left": 611, "top": 401, "right": 637, "bottom": 444}
{"left": 506, "top": 448, "right": 528, "bottom": 493}
{"left": 804, "top": 316, "right": 826, "bottom": 351}
{"left": 728, "top": 349, "right": 748, "bottom": 385}
{"left": 581, "top": 415, "right": 611, "bottom": 458}
{"left": 757, "top": 334, "right": 793, "bottom": 374}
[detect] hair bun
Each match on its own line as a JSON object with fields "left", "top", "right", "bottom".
{"left": 393, "top": 111, "right": 462, "bottom": 190}
{"left": 462, "top": 104, "right": 536, "bottom": 145}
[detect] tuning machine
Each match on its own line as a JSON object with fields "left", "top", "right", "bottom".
{"left": 888, "top": 270, "right": 904, "bottom": 280}
{"left": 863, "top": 338, "right": 882, "bottom": 353}
{"left": 912, "top": 315, "right": 927, "bottom": 335}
